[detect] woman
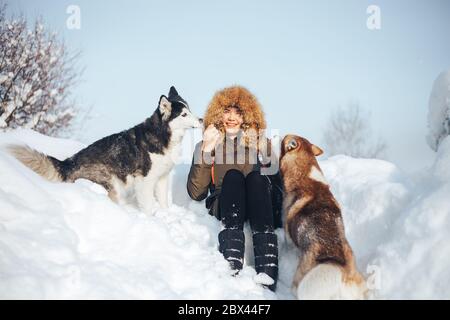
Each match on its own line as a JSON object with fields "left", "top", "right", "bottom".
{"left": 186, "top": 86, "right": 282, "bottom": 291}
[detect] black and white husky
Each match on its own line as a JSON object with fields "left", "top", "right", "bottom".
{"left": 8, "top": 86, "right": 202, "bottom": 213}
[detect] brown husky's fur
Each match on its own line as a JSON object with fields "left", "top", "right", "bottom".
{"left": 280, "top": 134, "right": 366, "bottom": 299}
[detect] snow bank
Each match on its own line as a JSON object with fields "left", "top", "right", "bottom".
{"left": 279, "top": 153, "right": 449, "bottom": 300}
{"left": 0, "top": 130, "right": 274, "bottom": 299}
{"left": 371, "top": 135, "right": 450, "bottom": 299}
{"left": 319, "top": 151, "right": 450, "bottom": 299}
{"left": 1, "top": 130, "right": 449, "bottom": 299}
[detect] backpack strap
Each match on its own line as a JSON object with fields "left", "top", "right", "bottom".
{"left": 211, "top": 162, "right": 215, "bottom": 186}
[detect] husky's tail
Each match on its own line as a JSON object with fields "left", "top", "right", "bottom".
{"left": 7, "top": 145, "right": 65, "bottom": 182}
{"left": 296, "top": 263, "right": 367, "bottom": 300}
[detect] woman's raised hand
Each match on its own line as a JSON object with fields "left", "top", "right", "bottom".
{"left": 202, "top": 124, "right": 221, "bottom": 152}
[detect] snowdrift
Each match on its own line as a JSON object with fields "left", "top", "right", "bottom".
{"left": 0, "top": 130, "right": 449, "bottom": 299}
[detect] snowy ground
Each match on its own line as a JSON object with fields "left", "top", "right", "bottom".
{"left": 0, "top": 129, "right": 449, "bottom": 299}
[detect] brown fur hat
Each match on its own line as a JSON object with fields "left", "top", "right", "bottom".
{"left": 203, "top": 86, "right": 266, "bottom": 149}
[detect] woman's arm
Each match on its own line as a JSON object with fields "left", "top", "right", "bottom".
{"left": 187, "top": 125, "right": 222, "bottom": 201}
{"left": 186, "top": 142, "right": 213, "bottom": 201}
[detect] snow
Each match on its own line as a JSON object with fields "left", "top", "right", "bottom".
{"left": 0, "top": 102, "right": 17, "bottom": 128}
{"left": 0, "top": 74, "right": 8, "bottom": 84}
{"left": 21, "top": 83, "right": 32, "bottom": 101}
{"left": 1, "top": 129, "right": 449, "bottom": 299}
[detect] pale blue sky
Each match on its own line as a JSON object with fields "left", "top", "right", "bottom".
{"left": 7, "top": 0, "right": 450, "bottom": 171}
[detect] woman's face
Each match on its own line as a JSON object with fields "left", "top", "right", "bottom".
{"left": 222, "top": 106, "right": 244, "bottom": 135}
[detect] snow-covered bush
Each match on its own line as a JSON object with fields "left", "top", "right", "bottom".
{"left": 0, "top": 4, "right": 80, "bottom": 136}
{"left": 427, "top": 70, "right": 450, "bottom": 152}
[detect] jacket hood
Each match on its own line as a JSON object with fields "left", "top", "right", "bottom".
{"left": 204, "top": 86, "right": 266, "bottom": 132}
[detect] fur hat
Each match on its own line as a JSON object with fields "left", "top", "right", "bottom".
{"left": 204, "top": 86, "right": 268, "bottom": 148}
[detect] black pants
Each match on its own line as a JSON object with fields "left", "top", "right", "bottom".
{"left": 219, "top": 169, "right": 275, "bottom": 232}
{"left": 217, "top": 169, "right": 278, "bottom": 291}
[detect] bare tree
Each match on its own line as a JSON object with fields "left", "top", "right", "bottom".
{"left": 0, "top": 4, "right": 81, "bottom": 136}
{"left": 322, "top": 102, "right": 387, "bottom": 159}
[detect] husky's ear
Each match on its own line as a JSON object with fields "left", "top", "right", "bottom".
{"left": 168, "top": 86, "right": 178, "bottom": 99}
{"left": 312, "top": 144, "right": 324, "bottom": 157}
{"left": 159, "top": 95, "right": 172, "bottom": 121}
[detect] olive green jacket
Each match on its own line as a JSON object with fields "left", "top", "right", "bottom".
{"left": 186, "top": 136, "right": 279, "bottom": 219}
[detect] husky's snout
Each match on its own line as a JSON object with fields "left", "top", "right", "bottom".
{"left": 189, "top": 116, "right": 203, "bottom": 128}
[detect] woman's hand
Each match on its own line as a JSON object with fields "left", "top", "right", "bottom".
{"left": 202, "top": 124, "right": 221, "bottom": 152}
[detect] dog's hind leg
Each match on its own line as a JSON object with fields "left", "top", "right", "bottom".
{"left": 155, "top": 174, "right": 169, "bottom": 209}
{"left": 341, "top": 243, "right": 368, "bottom": 299}
{"left": 292, "top": 253, "right": 315, "bottom": 297}
{"left": 108, "top": 188, "right": 120, "bottom": 203}
{"left": 107, "top": 177, "right": 129, "bottom": 205}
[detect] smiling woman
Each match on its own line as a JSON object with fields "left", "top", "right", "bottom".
{"left": 186, "top": 85, "right": 283, "bottom": 292}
